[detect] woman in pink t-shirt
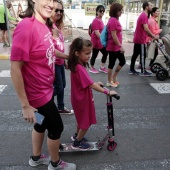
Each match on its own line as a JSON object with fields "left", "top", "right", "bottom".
{"left": 146, "top": 7, "right": 162, "bottom": 69}
{"left": 89, "top": 5, "right": 108, "bottom": 74}
{"left": 68, "top": 37, "right": 117, "bottom": 151}
{"left": 106, "top": 3, "right": 126, "bottom": 88}
{"left": 10, "top": 0, "right": 76, "bottom": 169}
{"left": 48, "top": 0, "right": 72, "bottom": 114}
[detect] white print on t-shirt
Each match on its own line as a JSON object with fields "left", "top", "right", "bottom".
{"left": 55, "top": 33, "right": 64, "bottom": 52}
{"left": 45, "top": 32, "right": 56, "bottom": 71}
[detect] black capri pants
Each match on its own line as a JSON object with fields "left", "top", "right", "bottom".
{"left": 34, "top": 98, "right": 64, "bottom": 140}
{"left": 90, "top": 47, "right": 108, "bottom": 66}
{"left": 108, "top": 51, "right": 126, "bottom": 69}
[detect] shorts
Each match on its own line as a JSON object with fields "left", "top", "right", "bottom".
{"left": 0, "top": 23, "right": 7, "bottom": 31}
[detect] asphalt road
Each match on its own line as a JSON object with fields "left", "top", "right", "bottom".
{"left": 0, "top": 57, "right": 170, "bottom": 170}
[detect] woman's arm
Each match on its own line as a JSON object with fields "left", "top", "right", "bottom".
{"left": 10, "top": 61, "right": 36, "bottom": 123}
{"left": 94, "top": 30, "right": 100, "bottom": 39}
{"left": 55, "top": 49, "right": 68, "bottom": 59}
{"left": 111, "top": 30, "right": 121, "bottom": 46}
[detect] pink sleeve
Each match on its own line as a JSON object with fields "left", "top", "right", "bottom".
{"left": 141, "top": 15, "right": 148, "bottom": 25}
{"left": 78, "top": 66, "right": 94, "bottom": 89}
{"left": 109, "top": 18, "right": 117, "bottom": 31}
{"left": 149, "top": 20, "right": 161, "bottom": 35}
{"left": 92, "top": 19, "right": 100, "bottom": 31}
{"left": 10, "top": 20, "right": 32, "bottom": 62}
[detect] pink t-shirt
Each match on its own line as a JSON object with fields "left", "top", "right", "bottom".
{"left": 106, "top": 17, "right": 122, "bottom": 52}
{"left": 10, "top": 17, "right": 56, "bottom": 108}
{"left": 133, "top": 12, "right": 148, "bottom": 44}
{"left": 52, "top": 24, "right": 65, "bottom": 65}
{"left": 91, "top": 17, "right": 104, "bottom": 49}
{"left": 71, "top": 64, "right": 96, "bottom": 129}
{"left": 146, "top": 16, "right": 161, "bottom": 43}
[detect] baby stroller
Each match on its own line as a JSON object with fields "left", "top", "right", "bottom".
{"left": 150, "top": 34, "right": 170, "bottom": 81}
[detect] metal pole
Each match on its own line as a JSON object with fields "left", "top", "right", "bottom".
{"left": 3, "top": 0, "right": 11, "bottom": 46}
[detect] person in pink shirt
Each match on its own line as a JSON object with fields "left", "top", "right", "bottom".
{"left": 106, "top": 3, "right": 126, "bottom": 88}
{"left": 68, "top": 37, "right": 117, "bottom": 150}
{"left": 129, "top": 1, "right": 158, "bottom": 76}
{"left": 10, "top": 0, "right": 76, "bottom": 170}
{"left": 146, "top": 7, "right": 162, "bottom": 69}
{"left": 89, "top": 5, "right": 108, "bottom": 74}
{"left": 48, "top": 0, "right": 72, "bottom": 114}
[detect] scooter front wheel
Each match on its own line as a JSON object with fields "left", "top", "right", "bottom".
{"left": 107, "top": 141, "right": 117, "bottom": 151}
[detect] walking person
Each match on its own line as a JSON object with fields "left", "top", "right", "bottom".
{"left": 129, "top": 1, "right": 158, "bottom": 76}
{"left": 89, "top": 5, "right": 108, "bottom": 74}
{"left": 10, "top": 0, "right": 76, "bottom": 170}
{"left": 146, "top": 7, "right": 162, "bottom": 69}
{"left": 48, "top": 0, "right": 72, "bottom": 114}
{"left": 0, "top": 0, "right": 18, "bottom": 47}
{"left": 106, "top": 3, "right": 126, "bottom": 88}
{"left": 68, "top": 37, "right": 117, "bottom": 150}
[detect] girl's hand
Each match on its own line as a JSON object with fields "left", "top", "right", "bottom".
{"left": 109, "top": 90, "right": 117, "bottom": 96}
{"left": 120, "top": 46, "right": 125, "bottom": 54}
{"left": 97, "top": 81, "right": 104, "bottom": 86}
{"left": 22, "top": 105, "right": 37, "bottom": 124}
{"left": 52, "top": 27, "right": 59, "bottom": 38}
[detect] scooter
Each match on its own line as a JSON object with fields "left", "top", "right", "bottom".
{"left": 59, "top": 87, "right": 120, "bottom": 152}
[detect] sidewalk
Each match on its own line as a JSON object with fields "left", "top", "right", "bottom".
{"left": 0, "top": 28, "right": 134, "bottom": 60}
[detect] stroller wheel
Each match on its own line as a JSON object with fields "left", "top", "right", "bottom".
{"left": 151, "top": 63, "right": 163, "bottom": 73}
{"left": 156, "top": 69, "right": 168, "bottom": 81}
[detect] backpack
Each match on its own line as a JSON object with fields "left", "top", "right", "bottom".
{"left": 100, "top": 26, "right": 108, "bottom": 47}
{"left": 88, "top": 23, "right": 92, "bottom": 36}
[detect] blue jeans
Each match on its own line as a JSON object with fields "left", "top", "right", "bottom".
{"left": 53, "top": 64, "right": 66, "bottom": 110}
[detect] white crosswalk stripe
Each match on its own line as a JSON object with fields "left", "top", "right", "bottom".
{"left": 0, "top": 85, "right": 7, "bottom": 94}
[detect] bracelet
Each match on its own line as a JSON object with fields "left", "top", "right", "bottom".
{"left": 103, "top": 89, "right": 110, "bottom": 95}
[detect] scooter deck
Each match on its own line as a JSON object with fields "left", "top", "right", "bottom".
{"left": 59, "top": 142, "right": 101, "bottom": 152}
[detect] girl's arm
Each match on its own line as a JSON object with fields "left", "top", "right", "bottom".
{"left": 10, "top": 61, "right": 37, "bottom": 123}
{"left": 90, "top": 82, "right": 117, "bottom": 96}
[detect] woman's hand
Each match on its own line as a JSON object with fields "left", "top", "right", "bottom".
{"left": 120, "top": 46, "right": 125, "bottom": 54}
{"left": 22, "top": 105, "right": 37, "bottom": 124}
{"left": 97, "top": 81, "right": 104, "bottom": 86}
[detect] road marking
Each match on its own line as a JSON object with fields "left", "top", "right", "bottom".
{"left": 0, "top": 85, "right": 7, "bottom": 94}
{"left": 0, "top": 70, "right": 10, "bottom": 77}
{"left": 150, "top": 83, "right": 170, "bottom": 93}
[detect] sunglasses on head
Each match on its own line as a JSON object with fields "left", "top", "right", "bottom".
{"left": 99, "top": 10, "right": 105, "bottom": 13}
{"left": 55, "top": 9, "right": 64, "bottom": 13}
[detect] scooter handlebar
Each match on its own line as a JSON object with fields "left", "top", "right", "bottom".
{"left": 100, "top": 85, "right": 120, "bottom": 100}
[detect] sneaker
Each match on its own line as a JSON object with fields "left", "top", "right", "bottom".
{"left": 29, "top": 154, "right": 50, "bottom": 166}
{"left": 48, "top": 160, "right": 76, "bottom": 170}
{"left": 71, "top": 140, "right": 91, "bottom": 151}
{"left": 140, "top": 71, "right": 152, "bottom": 77}
{"left": 89, "top": 68, "right": 99, "bottom": 74}
{"left": 128, "top": 70, "right": 140, "bottom": 75}
{"left": 58, "top": 107, "right": 74, "bottom": 115}
{"left": 3, "top": 43, "right": 10, "bottom": 47}
{"left": 99, "top": 67, "right": 108, "bottom": 73}
{"left": 106, "top": 81, "right": 118, "bottom": 88}
{"left": 71, "top": 133, "right": 88, "bottom": 142}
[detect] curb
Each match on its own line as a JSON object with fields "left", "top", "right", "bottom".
{"left": 0, "top": 54, "right": 9, "bottom": 60}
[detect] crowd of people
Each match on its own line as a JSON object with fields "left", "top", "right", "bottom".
{"left": 7, "top": 0, "right": 163, "bottom": 170}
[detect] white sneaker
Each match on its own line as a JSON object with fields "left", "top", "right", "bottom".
{"left": 48, "top": 160, "right": 76, "bottom": 170}
{"left": 29, "top": 154, "right": 50, "bottom": 166}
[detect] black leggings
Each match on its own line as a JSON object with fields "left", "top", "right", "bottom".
{"left": 90, "top": 47, "right": 108, "bottom": 66}
{"left": 108, "top": 51, "right": 126, "bottom": 69}
{"left": 34, "top": 98, "right": 64, "bottom": 140}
